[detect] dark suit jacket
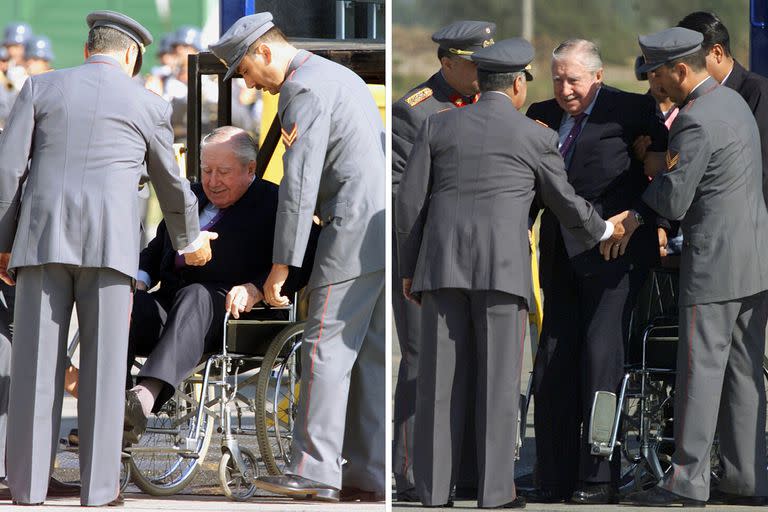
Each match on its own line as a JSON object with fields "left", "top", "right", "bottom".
{"left": 396, "top": 92, "right": 606, "bottom": 301}
{"left": 725, "top": 60, "right": 768, "bottom": 205}
{"left": 140, "top": 178, "right": 317, "bottom": 303}
{"left": 526, "top": 85, "right": 668, "bottom": 280}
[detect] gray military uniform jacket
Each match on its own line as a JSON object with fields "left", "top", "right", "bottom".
{"left": 396, "top": 91, "right": 606, "bottom": 300}
{"left": 0, "top": 54, "right": 199, "bottom": 278}
{"left": 643, "top": 76, "right": 768, "bottom": 306}
{"left": 392, "top": 71, "right": 476, "bottom": 198}
{"left": 274, "top": 49, "right": 385, "bottom": 290}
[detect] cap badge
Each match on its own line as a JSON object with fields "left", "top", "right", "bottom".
{"left": 482, "top": 38, "right": 494, "bottom": 48}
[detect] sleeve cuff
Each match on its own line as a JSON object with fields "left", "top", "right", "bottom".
{"left": 599, "top": 220, "right": 614, "bottom": 242}
{"left": 177, "top": 232, "right": 205, "bottom": 254}
{"left": 136, "top": 270, "right": 152, "bottom": 289}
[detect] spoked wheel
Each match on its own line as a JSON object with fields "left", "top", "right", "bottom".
{"left": 128, "top": 383, "right": 214, "bottom": 495}
{"left": 255, "top": 322, "right": 304, "bottom": 475}
{"left": 120, "top": 454, "right": 131, "bottom": 492}
{"left": 219, "top": 446, "right": 259, "bottom": 501}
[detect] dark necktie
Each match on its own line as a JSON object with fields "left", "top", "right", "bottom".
{"left": 559, "top": 113, "right": 587, "bottom": 161}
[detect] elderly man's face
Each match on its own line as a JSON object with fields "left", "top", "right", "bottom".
{"left": 551, "top": 54, "right": 603, "bottom": 116}
{"left": 201, "top": 142, "right": 255, "bottom": 208}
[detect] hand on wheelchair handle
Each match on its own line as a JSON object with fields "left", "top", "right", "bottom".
{"left": 264, "top": 263, "right": 291, "bottom": 307}
{"left": 226, "top": 283, "right": 263, "bottom": 319}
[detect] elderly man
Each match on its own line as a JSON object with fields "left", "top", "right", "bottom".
{"left": 123, "top": 126, "right": 315, "bottom": 438}
{"left": 392, "top": 20, "right": 494, "bottom": 502}
{"left": 624, "top": 28, "right": 768, "bottom": 508}
{"left": 211, "top": 12, "right": 385, "bottom": 503}
{"left": 0, "top": 11, "right": 212, "bottom": 506}
{"left": 397, "top": 38, "right": 623, "bottom": 509}
{"left": 525, "top": 39, "right": 668, "bottom": 504}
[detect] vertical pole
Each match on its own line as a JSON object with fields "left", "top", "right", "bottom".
{"left": 220, "top": 0, "right": 256, "bottom": 35}
{"left": 187, "top": 53, "right": 202, "bottom": 183}
{"left": 522, "top": 0, "right": 534, "bottom": 42}
{"left": 751, "top": 0, "right": 768, "bottom": 78}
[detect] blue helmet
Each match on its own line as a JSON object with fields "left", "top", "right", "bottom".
{"left": 157, "top": 33, "right": 174, "bottom": 56}
{"left": 173, "top": 25, "right": 203, "bottom": 51}
{"left": 25, "top": 35, "right": 54, "bottom": 62}
{"left": 0, "top": 47, "right": 8, "bottom": 61}
{"left": 3, "top": 22, "right": 33, "bottom": 46}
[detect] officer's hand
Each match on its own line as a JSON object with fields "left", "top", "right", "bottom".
{"left": 264, "top": 264, "right": 291, "bottom": 307}
{"left": 226, "top": 283, "right": 263, "bottom": 319}
{"left": 658, "top": 227, "right": 668, "bottom": 258}
{"left": 403, "top": 278, "right": 420, "bottom": 306}
{"left": 184, "top": 231, "right": 219, "bottom": 266}
{"left": 0, "top": 253, "right": 14, "bottom": 286}
{"left": 632, "top": 135, "right": 651, "bottom": 162}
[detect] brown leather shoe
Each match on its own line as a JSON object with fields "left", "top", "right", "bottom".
{"left": 46, "top": 477, "right": 81, "bottom": 498}
{"left": 340, "top": 487, "right": 385, "bottom": 502}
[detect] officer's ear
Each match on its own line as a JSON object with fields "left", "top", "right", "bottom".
{"left": 255, "top": 43, "right": 272, "bottom": 65}
{"left": 710, "top": 44, "right": 726, "bottom": 64}
{"left": 83, "top": 43, "right": 89, "bottom": 60}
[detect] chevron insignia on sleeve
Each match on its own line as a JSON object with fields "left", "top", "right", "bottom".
{"left": 281, "top": 124, "right": 298, "bottom": 148}
{"left": 405, "top": 87, "right": 433, "bottom": 107}
{"left": 666, "top": 150, "right": 680, "bottom": 170}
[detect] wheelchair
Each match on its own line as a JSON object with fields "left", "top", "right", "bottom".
{"left": 583, "top": 264, "right": 768, "bottom": 494}
{"left": 124, "top": 294, "right": 305, "bottom": 500}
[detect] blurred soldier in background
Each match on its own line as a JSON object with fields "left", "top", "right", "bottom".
{"left": 3, "top": 22, "right": 31, "bottom": 91}
{"left": 24, "top": 36, "right": 54, "bottom": 76}
{"left": 0, "top": 48, "right": 12, "bottom": 128}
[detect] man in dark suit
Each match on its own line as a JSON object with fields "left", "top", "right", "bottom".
{"left": 678, "top": 11, "right": 768, "bottom": 207}
{"left": 397, "top": 38, "right": 623, "bottom": 509}
{"left": 525, "top": 39, "right": 669, "bottom": 504}
{"left": 123, "top": 126, "right": 315, "bottom": 439}
{"left": 391, "top": 20, "right": 495, "bottom": 501}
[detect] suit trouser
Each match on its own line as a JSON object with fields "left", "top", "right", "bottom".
{"left": 391, "top": 223, "right": 478, "bottom": 493}
{"left": 7, "top": 264, "right": 131, "bottom": 506}
{"left": 662, "top": 291, "right": 768, "bottom": 501}
{"left": 533, "top": 260, "right": 645, "bottom": 493}
{"left": 129, "top": 283, "right": 226, "bottom": 409}
{"left": 286, "top": 270, "right": 385, "bottom": 492}
{"left": 0, "top": 282, "right": 14, "bottom": 478}
{"left": 414, "top": 288, "right": 527, "bottom": 508}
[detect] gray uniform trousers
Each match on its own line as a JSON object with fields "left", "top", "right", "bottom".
{"left": 662, "top": 290, "right": 768, "bottom": 501}
{"left": 286, "top": 269, "right": 385, "bottom": 492}
{"left": 0, "top": 282, "right": 13, "bottom": 478}
{"left": 415, "top": 288, "right": 527, "bottom": 508}
{"left": 7, "top": 264, "right": 131, "bottom": 506}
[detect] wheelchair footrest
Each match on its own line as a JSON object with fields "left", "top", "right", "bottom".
{"left": 588, "top": 390, "right": 617, "bottom": 456}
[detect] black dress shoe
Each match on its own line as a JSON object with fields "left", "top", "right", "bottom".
{"left": 254, "top": 474, "right": 340, "bottom": 502}
{"left": 340, "top": 486, "right": 384, "bottom": 502}
{"left": 519, "top": 487, "right": 568, "bottom": 503}
{"left": 46, "top": 477, "right": 81, "bottom": 498}
{"left": 396, "top": 487, "right": 420, "bottom": 502}
{"left": 624, "top": 485, "right": 705, "bottom": 507}
{"left": 123, "top": 390, "right": 148, "bottom": 444}
{"left": 424, "top": 500, "right": 454, "bottom": 508}
{"left": 709, "top": 489, "right": 767, "bottom": 505}
{"left": 67, "top": 428, "right": 79, "bottom": 447}
{"left": 488, "top": 495, "right": 526, "bottom": 508}
{"left": 571, "top": 483, "right": 618, "bottom": 504}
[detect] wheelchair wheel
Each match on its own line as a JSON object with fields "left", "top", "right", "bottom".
{"left": 255, "top": 322, "right": 305, "bottom": 475}
{"left": 219, "top": 446, "right": 258, "bottom": 501}
{"left": 120, "top": 455, "right": 131, "bottom": 492}
{"left": 129, "top": 382, "right": 214, "bottom": 496}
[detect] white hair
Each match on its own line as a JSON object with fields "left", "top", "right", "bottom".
{"left": 552, "top": 39, "right": 603, "bottom": 73}
{"left": 201, "top": 126, "right": 257, "bottom": 166}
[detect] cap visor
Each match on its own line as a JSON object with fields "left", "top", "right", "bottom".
{"left": 636, "top": 60, "right": 664, "bottom": 74}
{"left": 222, "top": 51, "right": 245, "bottom": 81}
{"left": 524, "top": 70, "right": 534, "bottom": 81}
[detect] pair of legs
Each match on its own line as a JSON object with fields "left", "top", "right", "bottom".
{"left": 661, "top": 291, "right": 768, "bottom": 501}
{"left": 533, "top": 258, "right": 645, "bottom": 496}
{"left": 415, "top": 288, "right": 527, "bottom": 508}
{"left": 7, "top": 264, "right": 130, "bottom": 506}
{"left": 284, "top": 271, "right": 386, "bottom": 494}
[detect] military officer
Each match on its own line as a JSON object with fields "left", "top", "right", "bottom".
{"left": 210, "top": 12, "right": 385, "bottom": 503}
{"left": 391, "top": 19, "right": 494, "bottom": 501}
{"left": 397, "top": 38, "right": 623, "bottom": 508}
{"left": 0, "top": 11, "right": 214, "bottom": 506}
{"left": 623, "top": 28, "right": 768, "bottom": 507}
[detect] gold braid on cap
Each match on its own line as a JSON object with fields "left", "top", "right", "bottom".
{"left": 448, "top": 48, "right": 474, "bottom": 56}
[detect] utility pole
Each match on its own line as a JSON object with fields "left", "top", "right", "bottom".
{"left": 522, "top": 0, "right": 533, "bottom": 41}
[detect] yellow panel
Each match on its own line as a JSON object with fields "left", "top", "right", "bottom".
{"left": 258, "top": 84, "right": 386, "bottom": 185}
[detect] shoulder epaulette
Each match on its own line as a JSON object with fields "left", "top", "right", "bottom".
{"left": 405, "top": 87, "right": 433, "bottom": 107}
{"left": 534, "top": 119, "right": 549, "bottom": 128}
